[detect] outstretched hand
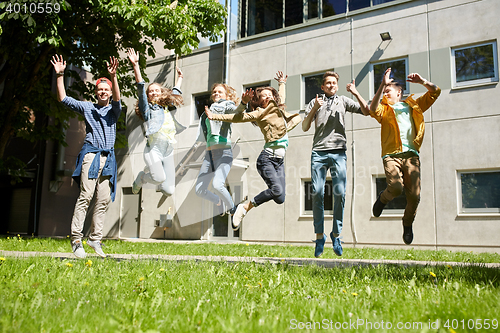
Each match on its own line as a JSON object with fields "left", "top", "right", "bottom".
{"left": 50, "top": 54, "right": 66, "bottom": 74}
{"left": 107, "top": 56, "right": 119, "bottom": 76}
{"left": 382, "top": 68, "right": 394, "bottom": 86}
{"left": 176, "top": 67, "right": 183, "bottom": 78}
{"left": 126, "top": 48, "right": 139, "bottom": 65}
{"left": 205, "top": 106, "right": 214, "bottom": 120}
{"left": 406, "top": 72, "right": 425, "bottom": 84}
{"left": 346, "top": 79, "right": 357, "bottom": 94}
{"left": 241, "top": 88, "right": 254, "bottom": 104}
{"left": 274, "top": 71, "right": 288, "bottom": 83}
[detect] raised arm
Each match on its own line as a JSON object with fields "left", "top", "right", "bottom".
{"left": 370, "top": 67, "right": 392, "bottom": 113}
{"left": 346, "top": 79, "right": 369, "bottom": 116}
{"left": 50, "top": 54, "right": 67, "bottom": 102}
{"left": 107, "top": 56, "right": 120, "bottom": 102}
{"left": 274, "top": 71, "right": 287, "bottom": 103}
{"left": 407, "top": 72, "right": 438, "bottom": 93}
{"left": 175, "top": 67, "right": 183, "bottom": 89}
{"left": 302, "top": 95, "right": 323, "bottom": 131}
{"left": 206, "top": 105, "right": 260, "bottom": 123}
{"left": 126, "top": 48, "right": 143, "bottom": 83}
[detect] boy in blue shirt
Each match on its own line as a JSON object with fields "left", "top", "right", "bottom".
{"left": 51, "top": 54, "right": 122, "bottom": 258}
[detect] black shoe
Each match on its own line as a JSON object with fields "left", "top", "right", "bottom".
{"left": 403, "top": 225, "right": 413, "bottom": 245}
{"left": 372, "top": 192, "right": 386, "bottom": 217}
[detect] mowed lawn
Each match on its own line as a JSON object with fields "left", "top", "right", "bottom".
{"left": 1, "top": 237, "right": 499, "bottom": 332}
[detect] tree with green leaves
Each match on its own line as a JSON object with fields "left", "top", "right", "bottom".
{"left": 0, "top": 0, "right": 226, "bottom": 179}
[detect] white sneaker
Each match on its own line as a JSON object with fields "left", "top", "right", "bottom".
{"left": 71, "top": 240, "right": 86, "bottom": 259}
{"left": 132, "top": 171, "right": 144, "bottom": 194}
{"left": 87, "top": 240, "right": 106, "bottom": 258}
{"left": 231, "top": 204, "right": 247, "bottom": 231}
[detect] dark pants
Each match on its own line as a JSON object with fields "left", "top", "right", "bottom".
{"left": 252, "top": 150, "right": 286, "bottom": 207}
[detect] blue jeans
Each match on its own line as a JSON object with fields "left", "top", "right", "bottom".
{"left": 195, "top": 148, "right": 234, "bottom": 209}
{"left": 311, "top": 150, "right": 346, "bottom": 236}
{"left": 252, "top": 150, "right": 286, "bottom": 207}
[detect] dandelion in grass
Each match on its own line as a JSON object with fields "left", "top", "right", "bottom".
{"left": 85, "top": 260, "right": 92, "bottom": 267}
{"left": 139, "top": 277, "right": 145, "bottom": 282}
{"left": 160, "top": 268, "right": 165, "bottom": 271}
{"left": 430, "top": 272, "right": 436, "bottom": 277}
{"left": 246, "top": 243, "right": 249, "bottom": 246}
{"left": 65, "top": 262, "right": 73, "bottom": 267}
{"left": 351, "top": 292, "right": 358, "bottom": 296}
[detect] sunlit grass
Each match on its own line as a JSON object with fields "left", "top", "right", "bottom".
{"left": 1, "top": 235, "right": 500, "bottom": 264}
{"left": 0, "top": 256, "right": 498, "bottom": 332}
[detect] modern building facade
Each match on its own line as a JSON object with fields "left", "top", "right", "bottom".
{"left": 6, "top": 0, "right": 500, "bottom": 253}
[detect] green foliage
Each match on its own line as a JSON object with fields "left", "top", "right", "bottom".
{"left": 0, "top": 0, "right": 226, "bottom": 178}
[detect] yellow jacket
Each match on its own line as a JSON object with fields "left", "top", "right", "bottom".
{"left": 370, "top": 87, "right": 441, "bottom": 157}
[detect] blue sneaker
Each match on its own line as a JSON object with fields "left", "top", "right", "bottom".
{"left": 330, "top": 232, "right": 343, "bottom": 256}
{"left": 314, "top": 234, "right": 327, "bottom": 258}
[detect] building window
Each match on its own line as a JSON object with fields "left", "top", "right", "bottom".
{"left": 459, "top": 171, "right": 500, "bottom": 214}
{"left": 350, "top": 0, "right": 395, "bottom": 11}
{"left": 244, "top": 81, "right": 272, "bottom": 92}
{"left": 241, "top": 0, "right": 396, "bottom": 38}
{"left": 193, "top": 93, "right": 212, "bottom": 123}
{"left": 304, "top": 179, "right": 333, "bottom": 215}
{"left": 308, "top": 0, "right": 347, "bottom": 20}
{"left": 374, "top": 177, "right": 406, "bottom": 215}
{"left": 303, "top": 73, "right": 325, "bottom": 108}
{"left": 372, "top": 58, "right": 408, "bottom": 97}
{"left": 452, "top": 41, "right": 498, "bottom": 88}
{"left": 245, "top": 0, "right": 283, "bottom": 37}
{"left": 285, "top": 0, "right": 303, "bottom": 27}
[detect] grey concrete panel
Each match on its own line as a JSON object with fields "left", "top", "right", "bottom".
{"left": 284, "top": 74, "right": 301, "bottom": 112}
{"left": 432, "top": 117, "right": 500, "bottom": 248}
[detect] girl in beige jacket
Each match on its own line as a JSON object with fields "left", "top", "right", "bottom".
{"left": 206, "top": 72, "right": 302, "bottom": 230}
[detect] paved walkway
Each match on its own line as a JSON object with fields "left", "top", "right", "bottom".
{"left": 1, "top": 250, "right": 499, "bottom": 269}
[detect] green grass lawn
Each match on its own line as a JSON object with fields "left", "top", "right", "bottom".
{"left": 1, "top": 235, "right": 500, "bottom": 263}
{"left": 1, "top": 237, "right": 500, "bottom": 332}
{"left": 0, "top": 256, "right": 499, "bottom": 332}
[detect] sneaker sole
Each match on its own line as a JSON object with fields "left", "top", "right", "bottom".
{"left": 87, "top": 244, "right": 107, "bottom": 258}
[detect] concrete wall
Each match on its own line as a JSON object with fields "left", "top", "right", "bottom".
{"left": 37, "top": 0, "right": 500, "bottom": 252}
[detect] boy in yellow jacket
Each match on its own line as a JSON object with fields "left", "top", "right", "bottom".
{"left": 370, "top": 68, "right": 440, "bottom": 245}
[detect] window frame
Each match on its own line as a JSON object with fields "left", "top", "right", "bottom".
{"left": 302, "top": 71, "right": 329, "bottom": 110}
{"left": 456, "top": 169, "right": 500, "bottom": 216}
{"left": 191, "top": 92, "right": 212, "bottom": 126}
{"left": 451, "top": 41, "right": 499, "bottom": 89}
{"left": 301, "top": 178, "right": 334, "bottom": 217}
{"left": 239, "top": 0, "right": 407, "bottom": 39}
{"left": 372, "top": 175, "right": 406, "bottom": 217}
{"left": 370, "top": 57, "right": 409, "bottom": 99}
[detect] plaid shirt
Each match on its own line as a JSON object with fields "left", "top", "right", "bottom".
{"left": 62, "top": 96, "right": 122, "bottom": 149}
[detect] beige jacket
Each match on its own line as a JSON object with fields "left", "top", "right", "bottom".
{"left": 209, "top": 83, "right": 301, "bottom": 143}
